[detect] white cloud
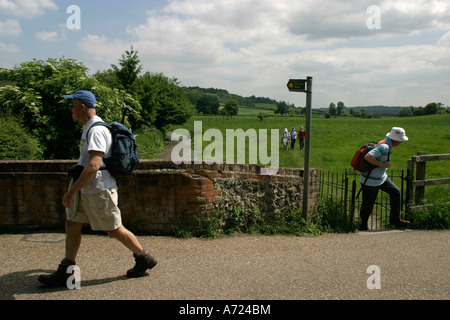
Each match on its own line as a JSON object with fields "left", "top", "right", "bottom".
{"left": 0, "top": 18, "right": 21, "bottom": 37}
{"left": 35, "top": 24, "right": 67, "bottom": 42}
{"left": 438, "top": 31, "right": 450, "bottom": 46}
{"left": 78, "top": 34, "right": 130, "bottom": 70}
{"left": 35, "top": 30, "right": 57, "bottom": 41}
{"left": 0, "top": 41, "right": 19, "bottom": 52}
{"left": 79, "top": 0, "right": 450, "bottom": 107}
{"left": 0, "top": 0, "right": 58, "bottom": 18}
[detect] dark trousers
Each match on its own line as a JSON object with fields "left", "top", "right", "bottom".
{"left": 359, "top": 178, "right": 401, "bottom": 228}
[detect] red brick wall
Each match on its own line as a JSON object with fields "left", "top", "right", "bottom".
{"left": 0, "top": 160, "right": 319, "bottom": 234}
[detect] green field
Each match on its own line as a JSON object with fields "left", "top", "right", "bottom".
{"left": 231, "top": 103, "right": 276, "bottom": 116}
{"left": 168, "top": 113, "right": 450, "bottom": 179}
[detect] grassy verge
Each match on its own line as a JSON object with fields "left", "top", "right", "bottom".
{"left": 135, "top": 128, "right": 165, "bottom": 159}
{"left": 173, "top": 200, "right": 362, "bottom": 239}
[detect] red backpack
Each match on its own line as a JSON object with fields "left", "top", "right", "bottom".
{"left": 351, "top": 141, "right": 389, "bottom": 172}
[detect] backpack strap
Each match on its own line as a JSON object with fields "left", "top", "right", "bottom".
{"left": 357, "top": 141, "right": 391, "bottom": 198}
{"left": 376, "top": 141, "right": 391, "bottom": 161}
{"left": 86, "top": 121, "right": 110, "bottom": 141}
{"left": 85, "top": 121, "right": 112, "bottom": 170}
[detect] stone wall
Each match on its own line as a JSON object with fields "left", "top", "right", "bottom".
{"left": 0, "top": 160, "right": 319, "bottom": 234}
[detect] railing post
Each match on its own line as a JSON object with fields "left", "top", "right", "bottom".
{"left": 400, "top": 169, "right": 404, "bottom": 215}
{"left": 351, "top": 179, "right": 356, "bottom": 221}
{"left": 344, "top": 175, "right": 349, "bottom": 215}
{"left": 406, "top": 159, "right": 414, "bottom": 214}
{"left": 415, "top": 151, "right": 427, "bottom": 205}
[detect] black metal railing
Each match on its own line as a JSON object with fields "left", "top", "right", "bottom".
{"left": 319, "top": 169, "right": 406, "bottom": 230}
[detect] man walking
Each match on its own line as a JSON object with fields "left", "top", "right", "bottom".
{"left": 359, "top": 127, "right": 410, "bottom": 231}
{"left": 38, "top": 90, "right": 157, "bottom": 287}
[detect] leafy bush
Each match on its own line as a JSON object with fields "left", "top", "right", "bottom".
{"left": 0, "top": 58, "right": 142, "bottom": 159}
{"left": 408, "top": 203, "right": 450, "bottom": 229}
{"left": 0, "top": 116, "right": 42, "bottom": 160}
{"left": 315, "top": 196, "right": 358, "bottom": 233}
{"left": 130, "top": 72, "right": 194, "bottom": 130}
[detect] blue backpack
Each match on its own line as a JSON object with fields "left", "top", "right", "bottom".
{"left": 87, "top": 121, "right": 140, "bottom": 178}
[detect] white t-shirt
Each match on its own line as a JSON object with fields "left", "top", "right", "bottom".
{"left": 78, "top": 116, "right": 116, "bottom": 194}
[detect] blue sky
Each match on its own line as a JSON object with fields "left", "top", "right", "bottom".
{"left": 1, "top": 0, "right": 449, "bottom": 108}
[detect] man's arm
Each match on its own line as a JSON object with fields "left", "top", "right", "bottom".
{"left": 364, "top": 153, "right": 391, "bottom": 169}
{"left": 63, "top": 151, "right": 105, "bottom": 208}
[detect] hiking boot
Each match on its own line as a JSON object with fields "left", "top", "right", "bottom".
{"left": 359, "top": 225, "right": 369, "bottom": 231}
{"left": 390, "top": 219, "right": 410, "bottom": 229}
{"left": 358, "top": 221, "right": 369, "bottom": 231}
{"left": 127, "top": 250, "right": 157, "bottom": 278}
{"left": 38, "top": 258, "right": 76, "bottom": 287}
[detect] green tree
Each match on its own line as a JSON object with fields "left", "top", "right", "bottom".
{"left": 131, "top": 72, "right": 194, "bottom": 130}
{"left": 111, "top": 45, "right": 142, "bottom": 90}
{"left": 93, "top": 68, "right": 121, "bottom": 88}
{"left": 0, "top": 115, "right": 42, "bottom": 160}
{"left": 257, "top": 112, "right": 268, "bottom": 121}
{"left": 398, "top": 107, "right": 413, "bottom": 117}
{"left": 218, "top": 106, "right": 228, "bottom": 119}
{"left": 414, "top": 106, "right": 424, "bottom": 116}
{"left": 224, "top": 99, "right": 239, "bottom": 118}
{"left": 95, "top": 48, "right": 194, "bottom": 130}
{"left": 0, "top": 58, "right": 141, "bottom": 159}
{"left": 423, "top": 102, "right": 438, "bottom": 115}
{"left": 196, "top": 93, "right": 220, "bottom": 115}
{"left": 328, "top": 103, "right": 336, "bottom": 117}
{"left": 336, "top": 101, "right": 345, "bottom": 116}
{"left": 275, "top": 101, "right": 289, "bottom": 116}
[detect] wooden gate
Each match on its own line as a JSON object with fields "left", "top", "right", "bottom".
{"left": 406, "top": 152, "right": 450, "bottom": 212}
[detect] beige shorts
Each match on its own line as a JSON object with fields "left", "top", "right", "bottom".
{"left": 68, "top": 185, "right": 122, "bottom": 231}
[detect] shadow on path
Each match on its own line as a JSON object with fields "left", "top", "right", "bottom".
{"left": 0, "top": 269, "right": 129, "bottom": 300}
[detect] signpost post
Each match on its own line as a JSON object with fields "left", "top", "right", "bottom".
{"left": 287, "top": 77, "right": 313, "bottom": 220}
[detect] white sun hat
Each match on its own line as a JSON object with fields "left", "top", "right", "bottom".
{"left": 386, "top": 127, "right": 408, "bottom": 141}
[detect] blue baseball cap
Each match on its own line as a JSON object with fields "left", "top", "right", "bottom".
{"left": 63, "top": 90, "right": 96, "bottom": 108}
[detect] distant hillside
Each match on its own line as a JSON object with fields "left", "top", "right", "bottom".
{"left": 184, "top": 86, "right": 283, "bottom": 108}
{"left": 350, "top": 106, "right": 402, "bottom": 116}
{"left": 317, "top": 105, "right": 402, "bottom": 116}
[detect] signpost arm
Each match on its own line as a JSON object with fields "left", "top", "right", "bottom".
{"left": 302, "top": 76, "right": 313, "bottom": 220}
